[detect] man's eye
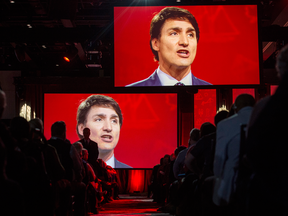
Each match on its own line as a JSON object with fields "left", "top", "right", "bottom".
{"left": 188, "top": 33, "right": 194, "bottom": 37}
{"left": 170, "top": 32, "right": 177, "bottom": 36}
{"left": 112, "top": 119, "right": 118, "bottom": 124}
{"left": 94, "top": 118, "right": 102, "bottom": 122}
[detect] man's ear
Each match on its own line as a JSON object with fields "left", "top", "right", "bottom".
{"left": 151, "top": 38, "right": 160, "bottom": 52}
{"left": 78, "top": 124, "right": 84, "bottom": 136}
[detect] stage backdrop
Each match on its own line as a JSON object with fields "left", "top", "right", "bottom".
{"left": 114, "top": 5, "right": 260, "bottom": 86}
{"left": 44, "top": 93, "right": 177, "bottom": 168}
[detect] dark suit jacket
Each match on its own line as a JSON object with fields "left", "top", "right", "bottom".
{"left": 48, "top": 137, "right": 74, "bottom": 181}
{"left": 79, "top": 139, "right": 99, "bottom": 171}
{"left": 126, "top": 70, "right": 212, "bottom": 87}
{"left": 115, "top": 158, "right": 132, "bottom": 168}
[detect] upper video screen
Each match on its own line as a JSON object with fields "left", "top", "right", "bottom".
{"left": 44, "top": 93, "right": 177, "bottom": 169}
{"left": 114, "top": 5, "right": 260, "bottom": 87}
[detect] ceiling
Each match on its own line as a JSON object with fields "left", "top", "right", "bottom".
{"left": 0, "top": 0, "right": 288, "bottom": 80}
{"left": 0, "top": 0, "right": 114, "bottom": 77}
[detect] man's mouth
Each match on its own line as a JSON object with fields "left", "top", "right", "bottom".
{"left": 177, "top": 50, "right": 189, "bottom": 57}
{"left": 101, "top": 135, "right": 113, "bottom": 142}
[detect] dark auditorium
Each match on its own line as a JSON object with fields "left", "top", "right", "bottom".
{"left": 1, "top": 1, "right": 288, "bottom": 216}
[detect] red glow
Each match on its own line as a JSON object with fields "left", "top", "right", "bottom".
{"left": 194, "top": 89, "right": 217, "bottom": 129}
{"left": 129, "top": 170, "right": 144, "bottom": 192}
{"left": 232, "top": 89, "right": 255, "bottom": 102}
{"left": 270, "top": 85, "right": 278, "bottom": 95}
{"left": 63, "top": 56, "right": 70, "bottom": 62}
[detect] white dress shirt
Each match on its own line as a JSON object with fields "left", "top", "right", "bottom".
{"left": 157, "top": 67, "right": 192, "bottom": 86}
{"left": 106, "top": 154, "right": 115, "bottom": 168}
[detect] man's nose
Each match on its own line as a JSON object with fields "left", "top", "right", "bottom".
{"left": 103, "top": 120, "right": 112, "bottom": 132}
{"left": 179, "top": 34, "right": 189, "bottom": 47}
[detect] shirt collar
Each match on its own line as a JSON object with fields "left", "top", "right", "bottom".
{"left": 157, "top": 67, "right": 192, "bottom": 86}
{"left": 106, "top": 154, "right": 115, "bottom": 168}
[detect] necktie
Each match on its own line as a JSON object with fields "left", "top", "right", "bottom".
{"left": 175, "top": 82, "right": 185, "bottom": 86}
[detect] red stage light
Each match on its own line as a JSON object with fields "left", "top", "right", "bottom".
{"left": 63, "top": 56, "right": 70, "bottom": 62}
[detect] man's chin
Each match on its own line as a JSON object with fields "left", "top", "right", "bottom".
{"left": 176, "top": 61, "right": 193, "bottom": 67}
{"left": 99, "top": 145, "right": 116, "bottom": 153}
{"left": 99, "top": 148, "right": 113, "bottom": 153}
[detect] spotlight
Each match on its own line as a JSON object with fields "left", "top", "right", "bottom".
{"left": 63, "top": 44, "right": 78, "bottom": 63}
{"left": 63, "top": 56, "right": 70, "bottom": 62}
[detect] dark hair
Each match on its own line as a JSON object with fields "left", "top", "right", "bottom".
{"left": 174, "top": 145, "right": 187, "bottom": 157}
{"left": 29, "top": 118, "right": 44, "bottom": 133}
{"left": 200, "top": 122, "right": 216, "bottom": 138}
{"left": 72, "top": 142, "right": 83, "bottom": 154}
{"left": 234, "top": 94, "right": 255, "bottom": 112}
{"left": 10, "top": 116, "right": 30, "bottom": 140}
{"left": 150, "top": 7, "right": 200, "bottom": 61}
{"left": 83, "top": 128, "right": 90, "bottom": 133}
{"left": 189, "top": 128, "right": 200, "bottom": 141}
{"left": 214, "top": 110, "right": 229, "bottom": 126}
{"left": 51, "top": 121, "right": 66, "bottom": 138}
{"left": 76, "top": 95, "right": 123, "bottom": 138}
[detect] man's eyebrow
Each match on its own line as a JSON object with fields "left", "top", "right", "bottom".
{"left": 91, "top": 113, "right": 119, "bottom": 118}
{"left": 167, "top": 27, "right": 195, "bottom": 32}
{"left": 91, "top": 113, "right": 106, "bottom": 118}
{"left": 110, "top": 114, "right": 119, "bottom": 119}
{"left": 186, "top": 27, "right": 196, "bottom": 32}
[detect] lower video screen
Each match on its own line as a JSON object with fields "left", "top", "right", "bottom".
{"left": 44, "top": 93, "right": 178, "bottom": 168}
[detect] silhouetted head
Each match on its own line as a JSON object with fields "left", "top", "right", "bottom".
{"left": 200, "top": 122, "right": 216, "bottom": 138}
{"left": 73, "top": 142, "right": 83, "bottom": 158}
{"left": 214, "top": 110, "right": 229, "bottom": 126}
{"left": 10, "top": 116, "right": 30, "bottom": 141}
{"left": 174, "top": 145, "right": 187, "bottom": 157}
{"left": 188, "top": 128, "right": 200, "bottom": 146}
{"left": 163, "top": 154, "right": 171, "bottom": 165}
{"left": 29, "top": 118, "right": 44, "bottom": 133}
{"left": 83, "top": 128, "right": 90, "bottom": 140}
{"left": 234, "top": 94, "right": 255, "bottom": 113}
{"left": 51, "top": 121, "right": 66, "bottom": 140}
{"left": 82, "top": 148, "right": 88, "bottom": 161}
{"left": 29, "top": 118, "right": 44, "bottom": 140}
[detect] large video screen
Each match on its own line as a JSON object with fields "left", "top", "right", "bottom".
{"left": 44, "top": 93, "right": 177, "bottom": 168}
{"left": 114, "top": 5, "right": 260, "bottom": 87}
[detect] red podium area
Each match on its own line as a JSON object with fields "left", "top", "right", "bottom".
{"left": 116, "top": 169, "right": 153, "bottom": 194}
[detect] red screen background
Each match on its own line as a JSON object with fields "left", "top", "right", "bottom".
{"left": 114, "top": 5, "right": 260, "bottom": 86}
{"left": 232, "top": 88, "right": 255, "bottom": 102}
{"left": 194, "top": 89, "right": 217, "bottom": 129}
{"left": 44, "top": 93, "right": 177, "bottom": 168}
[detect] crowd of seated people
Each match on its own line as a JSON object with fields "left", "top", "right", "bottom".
{"left": 0, "top": 96, "right": 120, "bottom": 216}
{"left": 151, "top": 43, "right": 288, "bottom": 216}
{"left": 152, "top": 93, "right": 264, "bottom": 216}
{"left": 1, "top": 44, "right": 288, "bottom": 216}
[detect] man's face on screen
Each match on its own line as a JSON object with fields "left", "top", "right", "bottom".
{"left": 84, "top": 105, "right": 120, "bottom": 155}
{"left": 152, "top": 18, "right": 197, "bottom": 74}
